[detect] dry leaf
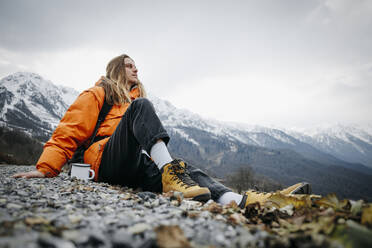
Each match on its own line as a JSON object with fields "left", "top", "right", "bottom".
{"left": 163, "top": 191, "right": 175, "bottom": 198}
{"left": 331, "top": 220, "right": 372, "bottom": 247}
{"left": 174, "top": 192, "right": 184, "bottom": 205}
{"left": 227, "top": 213, "right": 246, "bottom": 225}
{"left": 24, "top": 216, "right": 50, "bottom": 225}
{"left": 361, "top": 204, "right": 372, "bottom": 227}
{"left": 203, "top": 202, "right": 223, "bottom": 214}
{"left": 267, "top": 193, "right": 312, "bottom": 209}
{"left": 121, "top": 194, "right": 132, "bottom": 200}
{"left": 226, "top": 200, "right": 239, "bottom": 209}
{"left": 315, "top": 194, "right": 350, "bottom": 211}
{"left": 244, "top": 202, "right": 260, "bottom": 219}
{"left": 81, "top": 186, "right": 94, "bottom": 192}
{"left": 186, "top": 211, "right": 200, "bottom": 219}
{"left": 155, "top": 225, "right": 191, "bottom": 248}
{"left": 223, "top": 200, "right": 241, "bottom": 215}
{"left": 279, "top": 205, "right": 294, "bottom": 216}
{"left": 350, "top": 200, "right": 363, "bottom": 216}
{"left": 290, "top": 216, "right": 306, "bottom": 226}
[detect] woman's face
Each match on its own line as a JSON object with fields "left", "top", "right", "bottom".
{"left": 124, "top": 57, "right": 138, "bottom": 84}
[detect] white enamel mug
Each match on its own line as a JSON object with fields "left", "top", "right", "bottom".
{"left": 70, "top": 163, "right": 95, "bottom": 181}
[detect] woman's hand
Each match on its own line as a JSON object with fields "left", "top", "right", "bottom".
{"left": 12, "top": 170, "right": 45, "bottom": 179}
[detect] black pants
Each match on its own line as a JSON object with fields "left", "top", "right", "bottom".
{"left": 98, "top": 98, "right": 232, "bottom": 200}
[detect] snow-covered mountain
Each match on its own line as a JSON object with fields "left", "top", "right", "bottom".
{"left": 287, "top": 124, "right": 372, "bottom": 168}
{"left": 0, "top": 72, "right": 78, "bottom": 139}
{"left": 1, "top": 72, "right": 372, "bottom": 169}
{"left": 2, "top": 72, "right": 372, "bottom": 200}
{"left": 151, "top": 95, "right": 372, "bottom": 169}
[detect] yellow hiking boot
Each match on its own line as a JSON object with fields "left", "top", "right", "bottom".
{"left": 238, "top": 182, "right": 312, "bottom": 208}
{"left": 280, "top": 182, "right": 311, "bottom": 195}
{"left": 161, "top": 159, "right": 211, "bottom": 202}
{"left": 238, "top": 190, "right": 274, "bottom": 208}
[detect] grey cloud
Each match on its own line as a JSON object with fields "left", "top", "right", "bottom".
{"left": 0, "top": 0, "right": 371, "bottom": 126}
{"left": 321, "top": 64, "right": 372, "bottom": 123}
{"left": 0, "top": 0, "right": 320, "bottom": 52}
{"left": 0, "top": 0, "right": 142, "bottom": 51}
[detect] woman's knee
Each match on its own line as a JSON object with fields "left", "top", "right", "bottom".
{"left": 129, "top": 97, "right": 155, "bottom": 114}
{"left": 131, "top": 97, "right": 152, "bottom": 107}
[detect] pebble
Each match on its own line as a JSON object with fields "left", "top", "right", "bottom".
{"left": 0, "top": 165, "right": 284, "bottom": 248}
{"left": 151, "top": 198, "right": 160, "bottom": 208}
{"left": 137, "top": 191, "right": 157, "bottom": 200}
{"left": 112, "top": 228, "right": 133, "bottom": 247}
{"left": 127, "top": 223, "right": 151, "bottom": 234}
{"left": 16, "top": 190, "right": 29, "bottom": 197}
{"left": 62, "top": 230, "right": 89, "bottom": 244}
{"left": 38, "top": 233, "right": 76, "bottom": 248}
{"left": 6, "top": 203, "right": 23, "bottom": 210}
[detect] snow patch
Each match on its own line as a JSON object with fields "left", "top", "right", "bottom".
{"left": 172, "top": 128, "right": 199, "bottom": 146}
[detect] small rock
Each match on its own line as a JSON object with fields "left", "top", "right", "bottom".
{"left": 338, "top": 218, "right": 346, "bottom": 224}
{"left": 151, "top": 199, "right": 160, "bottom": 208}
{"left": 104, "top": 206, "right": 115, "bottom": 212}
{"left": 200, "top": 211, "right": 211, "bottom": 219}
{"left": 87, "top": 232, "right": 106, "bottom": 246}
{"left": 158, "top": 197, "right": 168, "bottom": 205}
{"left": 144, "top": 201, "right": 152, "bottom": 208}
{"left": 17, "top": 190, "right": 29, "bottom": 197}
{"left": 112, "top": 229, "right": 133, "bottom": 247}
{"left": 236, "top": 232, "right": 256, "bottom": 247}
{"left": 215, "top": 233, "right": 227, "bottom": 245}
{"left": 128, "top": 223, "right": 151, "bottom": 234}
{"left": 137, "top": 192, "right": 157, "bottom": 200}
{"left": 38, "top": 233, "right": 75, "bottom": 248}
{"left": 214, "top": 214, "right": 225, "bottom": 222}
{"left": 62, "top": 230, "right": 89, "bottom": 244}
{"left": 6, "top": 203, "right": 23, "bottom": 210}
{"left": 68, "top": 214, "right": 83, "bottom": 224}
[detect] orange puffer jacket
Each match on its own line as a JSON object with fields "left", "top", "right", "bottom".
{"left": 36, "top": 79, "right": 140, "bottom": 181}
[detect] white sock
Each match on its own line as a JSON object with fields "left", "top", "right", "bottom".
{"left": 150, "top": 141, "right": 173, "bottom": 170}
{"left": 217, "top": 192, "right": 243, "bottom": 206}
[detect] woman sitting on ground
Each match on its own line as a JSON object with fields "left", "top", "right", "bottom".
{"left": 12, "top": 54, "right": 311, "bottom": 208}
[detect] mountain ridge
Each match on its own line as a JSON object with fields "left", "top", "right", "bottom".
{"left": 1, "top": 72, "right": 372, "bottom": 201}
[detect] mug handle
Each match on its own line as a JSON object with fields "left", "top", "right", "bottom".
{"left": 89, "top": 169, "right": 95, "bottom": 180}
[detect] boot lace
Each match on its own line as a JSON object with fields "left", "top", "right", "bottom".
{"left": 168, "top": 160, "right": 197, "bottom": 189}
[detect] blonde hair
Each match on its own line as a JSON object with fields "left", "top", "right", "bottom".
{"left": 99, "top": 54, "right": 146, "bottom": 105}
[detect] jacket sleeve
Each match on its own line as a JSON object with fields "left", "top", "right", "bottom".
{"left": 36, "top": 89, "right": 103, "bottom": 177}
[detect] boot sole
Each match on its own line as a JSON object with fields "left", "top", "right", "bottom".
{"left": 292, "top": 182, "right": 312, "bottom": 194}
{"left": 192, "top": 193, "right": 211, "bottom": 202}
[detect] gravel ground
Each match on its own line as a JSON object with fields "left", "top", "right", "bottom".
{"left": 0, "top": 165, "right": 339, "bottom": 248}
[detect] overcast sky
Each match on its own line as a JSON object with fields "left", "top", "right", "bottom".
{"left": 0, "top": 0, "right": 371, "bottom": 128}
